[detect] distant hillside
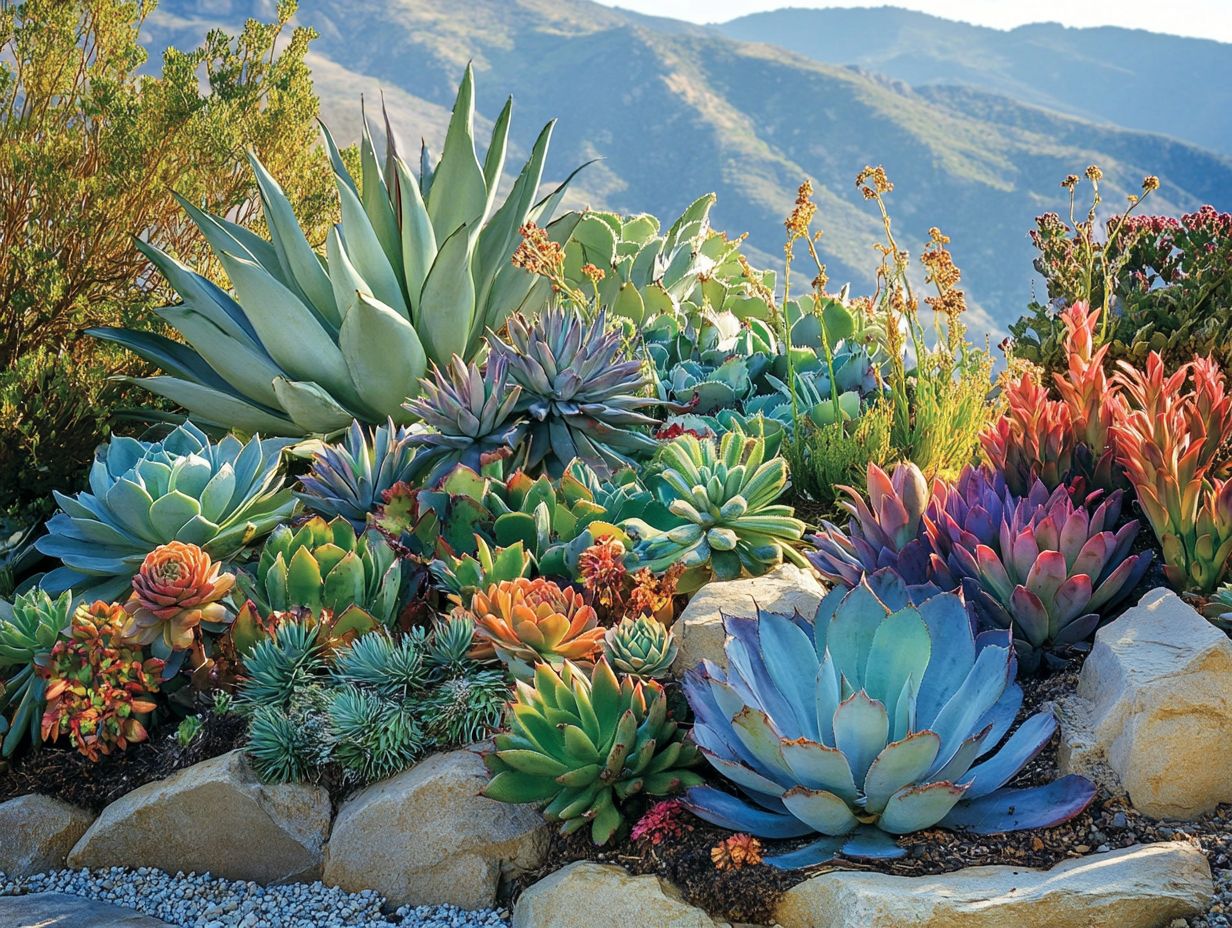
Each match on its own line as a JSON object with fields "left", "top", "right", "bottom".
{"left": 146, "top": 0, "right": 1232, "bottom": 340}
{"left": 717, "top": 7, "right": 1232, "bottom": 155}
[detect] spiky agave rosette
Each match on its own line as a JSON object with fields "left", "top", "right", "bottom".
{"left": 296, "top": 418, "right": 418, "bottom": 530}
{"left": 489, "top": 306, "right": 660, "bottom": 476}
{"left": 683, "top": 577, "right": 1096, "bottom": 868}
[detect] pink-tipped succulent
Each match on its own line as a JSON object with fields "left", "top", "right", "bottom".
{"left": 1052, "top": 303, "right": 1124, "bottom": 490}
{"left": 948, "top": 482, "right": 1151, "bottom": 673}
{"left": 923, "top": 465, "right": 1015, "bottom": 586}
{"left": 809, "top": 462, "right": 935, "bottom": 586}
{"left": 980, "top": 372, "right": 1076, "bottom": 497}
{"left": 1112, "top": 352, "right": 1232, "bottom": 592}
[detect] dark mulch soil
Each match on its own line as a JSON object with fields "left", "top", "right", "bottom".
{"left": 517, "top": 656, "right": 1232, "bottom": 925}
{"left": 0, "top": 709, "right": 245, "bottom": 813}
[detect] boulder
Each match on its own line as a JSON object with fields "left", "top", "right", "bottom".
{"left": 775, "top": 841, "right": 1212, "bottom": 928}
{"left": 1056, "top": 588, "right": 1232, "bottom": 819}
{"left": 67, "top": 750, "right": 329, "bottom": 883}
{"left": 323, "top": 745, "right": 547, "bottom": 909}
{"left": 513, "top": 862, "right": 727, "bottom": 928}
{"left": 0, "top": 893, "right": 174, "bottom": 927}
{"left": 0, "top": 794, "right": 94, "bottom": 878}
{"left": 674, "top": 564, "right": 824, "bottom": 675}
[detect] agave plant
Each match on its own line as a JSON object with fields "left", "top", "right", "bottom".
{"left": 483, "top": 659, "right": 703, "bottom": 844}
{"left": 489, "top": 307, "right": 660, "bottom": 476}
{"left": 36, "top": 422, "right": 296, "bottom": 601}
{"left": 625, "top": 428, "right": 807, "bottom": 593}
{"left": 684, "top": 578, "right": 1096, "bottom": 868}
{"left": 467, "top": 577, "right": 605, "bottom": 680}
{"left": 0, "top": 589, "right": 71, "bottom": 757}
{"left": 296, "top": 419, "right": 418, "bottom": 530}
{"left": 603, "top": 615, "right": 678, "bottom": 679}
{"left": 809, "top": 462, "right": 935, "bottom": 588}
{"left": 91, "top": 67, "right": 582, "bottom": 435}
{"left": 403, "top": 354, "right": 526, "bottom": 488}
{"left": 948, "top": 483, "right": 1151, "bottom": 673}
{"left": 237, "top": 516, "right": 402, "bottom": 629}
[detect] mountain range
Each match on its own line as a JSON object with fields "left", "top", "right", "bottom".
{"left": 145, "top": 0, "right": 1232, "bottom": 340}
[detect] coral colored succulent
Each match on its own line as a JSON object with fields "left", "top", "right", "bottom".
{"left": 467, "top": 578, "right": 605, "bottom": 679}
{"left": 1051, "top": 303, "right": 1121, "bottom": 488}
{"left": 980, "top": 371, "right": 1075, "bottom": 497}
{"left": 1112, "top": 352, "right": 1232, "bottom": 592}
{"left": 948, "top": 483, "right": 1151, "bottom": 672}
{"left": 123, "top": 542, "right": 235, "bottom": 659}
{"left": 40, "top": 602, "right": 164, "bottom": 761}
{"left": 809, "top": 461, "right": 936, "bottom": 587}
{"left": 711, "top": 834, "right": 763, "bottom": 871}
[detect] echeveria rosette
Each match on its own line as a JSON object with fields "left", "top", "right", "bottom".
{"left": 923, "top": 465, "right": 1017, "bottom": 586}
{"left": 403, "top": 354, "right": 526, "bottom": 488}
{"left": 296, "top": 419, "right": 418, "bottom": 530}
{"left": 603, "top": 615, "right": 678, "bottom": 679}
{"left": 123, "top": 541, "right": 236, "bottom": 661}
{"left": 36, "top": 422, "right": 296, "bottom": 602}
{"left": 482, "top": 658, "right": 703, "bottom": 845}
{"left": 949, "top": 482, "right": 1151, "bottom": 673}
{"left": 489, "top": 306, "right": 661, "bottom": 477}
{"left": 467, "top": 577, "right": 605, "bottom": 680}
{"left": 0, "top": 589, "right": 72, "bottom": 757}
{"left": 683, "top": 577, "right": 1096, "bottom": 868}
{"left": 809, "top": 462, "right": 936, "bottom": 587}
{"left": 625, "top": 427, "right": 807, "bottom": 594}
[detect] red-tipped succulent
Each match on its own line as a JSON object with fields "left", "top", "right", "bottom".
{"left": 980, "top": 371, "right": 1076, "bottom": 497}
{"left": 40, "top": 602, "right": 164, "bottom": 762}
{"left": 1112, "top": 352, "right": 1232, "bottom": 592}
{"left": 948, "top": 482, "right": 1151, "bottom": 673}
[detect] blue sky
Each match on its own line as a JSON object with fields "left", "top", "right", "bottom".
{"left": 595, "top": 1, "right": 1232, "bottom": 42}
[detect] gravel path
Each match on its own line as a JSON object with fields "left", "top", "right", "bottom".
{"left": 0, "top": 867, "right": 510, "bottom": 928}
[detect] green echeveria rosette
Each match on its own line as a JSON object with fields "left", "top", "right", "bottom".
{"left": 624, "top": 427, "right": 807, "bottom": 593}
{"left": 482, "top": 658, "right": 703, "bottom": 845}
{"left": 684, "top": 575, "right": 1097, "bottom": 868}
{"left": 489, "top": 306, "right": 661, "bottom": 478}
{"left": 602, "top": 616, "right": 678, "bottom": 679}
{"left": 0, "top": 589, "right": 72, "bottom": 757}
{"left": 35, "top": 422, "right": 296, "bottom": 602}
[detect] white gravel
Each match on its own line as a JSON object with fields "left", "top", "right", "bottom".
{"left": 0, "top": 867, "right": 510, "bottom": 928}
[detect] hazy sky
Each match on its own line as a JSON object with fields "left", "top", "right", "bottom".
{"left": 596, "top": 0, "right": 1232, "bottom": 43}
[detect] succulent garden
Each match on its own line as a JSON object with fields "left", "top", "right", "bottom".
{"left": 1, "top": 9, "right": 1231, "bottom": 928}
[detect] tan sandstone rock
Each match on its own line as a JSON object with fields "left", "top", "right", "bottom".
{"left": 775, "top": 841, "right": 1212, "bottom": 928}
{"left": 513, "top": 861, "right": 728, "bottom": 928}
{"left": 674, "top": 563, "right": 823, "bottom": 676}
{"left": 1057, "top": 588, "right": 1232, "bottom": 819}
{"left": 67, "top": 750, "right": 329, "bottom": 883}
{"left": 323, "top": 746, "right": 547, "bottom": 909}
{"left": 0, "top": 794, "right": 94, "bottom": 878}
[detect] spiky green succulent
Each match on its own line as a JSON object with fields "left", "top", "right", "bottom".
{"left": 328, "top": 685, "right": 424, "bottom": 784}
{"left": 91, "top": 66, "right": 582, "bottom": 435}
{"left": 490, "top": 307, "right": 660, "bottom": 476}
{"left": 625, "top": 428, "right": 807, "bottom": 592}
{"left": 403, "top": 354, "right": 526, "bottom": 488}
{"left": 603, "top": 616, "right": 678, "bottom": 679}
{"left": 245, "top": 684, "right": 333, "bottom": 784}
{"left": 483, "top": 659, "right": 703, "bottom": 845}
{"left": 238, "top": 620, "right": 326, "bottom": 709}
{"left": 36, "top": 422, "right": 296, "bottom": 601}
{"left": 684, "top": 577, "right": 1097, "bottom": 868}
{"left": 421, "top": 669, "right": 510, "bottom": 744}
{"left": 296, "top": 419, "right": 418, "bottom": 530}
{"left": 331, "top": 630, "right": 430, "bottom": 695}
{"left": 238, "top": 516, "right": 403, "bottom": 628}
{"left": 0, "top": 589, "right": 71, "bottom": 757}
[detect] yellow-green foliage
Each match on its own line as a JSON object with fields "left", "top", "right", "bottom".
{"left": 0, "top": 0, "right": 336, "bottom": 518}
